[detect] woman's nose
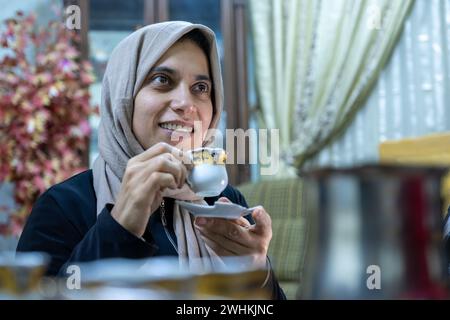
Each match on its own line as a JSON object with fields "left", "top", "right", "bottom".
{"left": 170, "top": 86, "right": 197, "bottom": 116}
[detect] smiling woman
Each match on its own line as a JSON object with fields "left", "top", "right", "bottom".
{"left": 15, "top": 21, "right": 286, "bottom": 300}
{"left": 133, "top": 32, "right": 213, "bottom": 151}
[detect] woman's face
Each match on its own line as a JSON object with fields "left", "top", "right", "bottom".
{"left": 133, "top": 39, "right": 214, "bottom": 151}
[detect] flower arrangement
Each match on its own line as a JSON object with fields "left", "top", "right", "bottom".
{"left": 0, "top": 12, "right": 95, "bottom": 236}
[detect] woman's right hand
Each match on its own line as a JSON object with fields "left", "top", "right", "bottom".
{"left": 111, "top": 142, "right": 189, "bottom": 237}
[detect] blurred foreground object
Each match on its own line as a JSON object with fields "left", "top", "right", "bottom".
{"left": 0, "top": 251, "right": 48, "bottom": 299}
{"left": 38, "top": 256, "right": 270, "bottom": 300}
{"left": 299, "top": 165, "right": 449, "bottom": 299}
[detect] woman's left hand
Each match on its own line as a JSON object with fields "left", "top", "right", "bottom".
{"left": 194, "top": 197, "right": 272, "bottom": 268}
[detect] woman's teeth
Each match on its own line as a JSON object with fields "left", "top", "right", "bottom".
{"left": 159, "top": 123, "right": 193, "bottom": 133}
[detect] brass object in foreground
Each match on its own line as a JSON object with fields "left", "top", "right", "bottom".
{"left": 0, "top": 252, "right": 49, "bottom": 298}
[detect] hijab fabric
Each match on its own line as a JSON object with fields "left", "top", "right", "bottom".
{"left": 92, "top": 21, "right": 224, "bottom": 271}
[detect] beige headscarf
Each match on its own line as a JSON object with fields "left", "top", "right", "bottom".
{"left": 92, "top": 21, "right": 224, "bottom": 271}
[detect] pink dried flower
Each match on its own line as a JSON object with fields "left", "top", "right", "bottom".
{"left": 0, "top": 11, "right": 96, "bottom": 236}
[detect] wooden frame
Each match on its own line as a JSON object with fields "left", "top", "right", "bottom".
{"left": 144, "top": 0, "right": 169, "bottom": 24}
{"left": 221, "top": 0, "right": 251, "bottom": 185}
{"left": 63, "top": 0, "right": 90, "bottom": 167}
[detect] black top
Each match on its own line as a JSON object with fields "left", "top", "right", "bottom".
{"left": 17, "top": 170, "right": 286, "bottom": 299}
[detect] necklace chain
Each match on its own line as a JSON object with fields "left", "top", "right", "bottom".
{"left": 160, "top": 199, "right": 178, "bottom": 254}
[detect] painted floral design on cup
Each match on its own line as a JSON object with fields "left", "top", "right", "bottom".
{"left": 191, "top": 148, "right": 227, "bottom": 166}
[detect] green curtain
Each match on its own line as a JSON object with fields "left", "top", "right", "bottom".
{"left": 249, "top": 0, "right": 414, "bottom": 174}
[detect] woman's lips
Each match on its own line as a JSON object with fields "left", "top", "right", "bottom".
{"left": 158, "top": 122, "right": 194, "bottom": 133}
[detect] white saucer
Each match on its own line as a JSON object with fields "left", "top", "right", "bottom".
{"left": 175, "top": 200, "right": 257, "bottom": 219}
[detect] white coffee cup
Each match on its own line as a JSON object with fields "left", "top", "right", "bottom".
{"left": 187, "top": 148, "right": 228, "bottom": 197}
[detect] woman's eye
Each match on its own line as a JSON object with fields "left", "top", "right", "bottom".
{"left": 151, "top": 75, "right": 170, "bottom": 85}
{"left": 193, "top": 82, "right": 210, "bottom": 94}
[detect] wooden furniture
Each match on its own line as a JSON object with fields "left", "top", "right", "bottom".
{"left": 379, "top": 132, "right": 450, "bottom": 214}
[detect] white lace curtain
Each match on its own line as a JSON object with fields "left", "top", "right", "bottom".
{"left": 249, "top": 0, "right": 414, "bottom": 175}
{"left": 306, "top": 0, "right": 450, "bottom": 168}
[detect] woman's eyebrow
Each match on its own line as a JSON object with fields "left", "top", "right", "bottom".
{"left": 195, "top": 74, "right": 211, "bottom": 82}
{"left": 150, "top": 66, "right": 210, "bottom": 82}
{"left": 150, "top": 66, "right": 177, "bottom": 75}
